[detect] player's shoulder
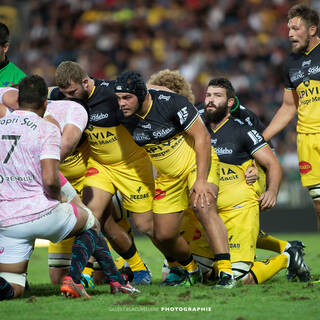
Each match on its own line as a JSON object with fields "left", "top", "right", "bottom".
{"left": 94, "top": 78, "right": 116, "bottom": 91}
{"left": 149, "top": 88, "right": 189, "bottom": 103}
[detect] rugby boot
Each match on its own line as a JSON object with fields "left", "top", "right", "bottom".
{"left": 286, "top": 246, "right": 311, "bottom": 282}
{"left": 60, "top": 276, "right": 90, "bottom": 299}
{"left": 160, "top": 267, "right": 186, "bottom": 286}
{"left": 213, "top": 272, "right": 236, "bottom": 289}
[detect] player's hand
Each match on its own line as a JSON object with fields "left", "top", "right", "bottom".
{"left": 259, "top": 190, "right": 277, "bottom": 211}
{"left": 245, "top": 165, "right": 259, "bottom": 185}
{"left": 189, "top": 179, "right": 216, "bottom": 208}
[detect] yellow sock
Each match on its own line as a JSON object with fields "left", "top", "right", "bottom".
{"left": 250, "top": 254, "right": 288, "bottom": 284}
{"left": 256, "top": 230, "right": 288, "bottom": 253}
{"left": 82, "top": 266, "right": 94, "bottom": 277}
{"left": 114, "top": 256, "right": 126, "bottom": 270}
{"left": 168, "top": 261, "right": 181, "bottom": 268}
{"left": 126, "top": 251, "right": 146, "bottom": 272}
{"left": 215, "top": 259, "right": 233, "bottom": 275}
{"left": 181, "top": 259, "right": 198, "bottom": 273}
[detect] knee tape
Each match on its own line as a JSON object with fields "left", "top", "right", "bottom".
{"left": 308, "top": 184, "right": 320, "bottom": 201}
{"left": 0, "top": 272, "right": 26, "bottom": 287}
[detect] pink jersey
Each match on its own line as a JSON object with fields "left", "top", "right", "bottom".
{"left": 44, "top": 100, "right": 88, "bottom": 134}
{"left": 0, "top": 110, "right": 61, "bottom": 227}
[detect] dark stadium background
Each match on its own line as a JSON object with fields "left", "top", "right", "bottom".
{"left": 2, "top": 0, "right": 317, "bottom": 231}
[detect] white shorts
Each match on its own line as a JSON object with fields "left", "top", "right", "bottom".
{"left": 0, "top": 203, "right": 77, "bottom": 264}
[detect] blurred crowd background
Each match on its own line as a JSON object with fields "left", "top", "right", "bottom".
{"left": 1, "top": 0, "right": 317, "bottom": 207}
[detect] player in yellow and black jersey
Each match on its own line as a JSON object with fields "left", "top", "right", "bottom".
{"left": 50, "top": 61, "right": 154, "bottom": 285}
{"left": 263, "top": 4, "right": 320, "bottom": 233}
{"left": 185, "top": 77, "right": 310, "bottom": 285}
{"left": 115, "top": 71, "right": 234, "bottom": 288}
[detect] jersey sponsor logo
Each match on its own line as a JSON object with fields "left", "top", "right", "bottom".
{"left": 0, "top": 174, "right": 33, "bottom": 183}
{"left": 152, "top": 127, "right": 174, "bottom": 138}
{"left": 192, "top": 228, "right": 201, "bottom": 241}
{"left": 146, "top": 136, "right": 182, "bottom": 158}
{"left": 134, "top": 132, "right": 151, "bottom": 142}
{"left": 220, "top": 167, "right": 238, "bottom": 181}
{"left": 211, "top": 138, "right": 217, "bottom": 145}
{"left": 244, "top": 117, "right": 253, "bottom": 127}
{"left": 90, "top": 113, "right": 109, "bottom": 122}
{"left": 141, "top": 123, "right": 151, "bottom": 129}
{"left": 298, "top": 86, "right": 320, "bottom": 99}
{"left": 215, "top": 147, "right": 233, "bottom": 155}
{"left": 308, "top": 65, "right": 320, "bottom": 76}
{"left": 85, "top": 167, "right": 99, "bottom": 177}
{"left": 247, "top": 130, "right": 263, "bottom": 145}
{"left": 100, "top": 81, "right": 111, "bottom": 87}
{"left": 234, "top": 118, "right": 244, "bottom": 125}
{"left": 299, "top": 161, "right": 312, "bottom": 174}
{"left": 290, "top": 70, "right": 304, "bottom": 82}
{"left": 130, "top": 192, "right": 150, "bottom": 200}
{"left": 302, "top": 60, "right": 311, "bottom": 67}
{"left": 158, "top": 94, "right": 171, "bottom": 101}
{"left": 177, "top": 107, "right": 188, "bottom": 125}
{"left": 154, "top": 188, "right": 166, "bottom": 200}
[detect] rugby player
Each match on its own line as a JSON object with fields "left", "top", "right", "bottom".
{"left": 0, "top": 75, "right": 138, "bottom": 300}
{"left": 263, "top": 4, "right": 320, "bottom": 232}
{"left": 188, "top": 78, "right": 310, "bottom": 284}
{"left": 51, "top": 61, "right": 153, "bottom": 285}
{"left": 148, "top": 69, "right": 308, "bottom": 282}
{"left": 115, "top": 71, "right": 234, "bottom": 288}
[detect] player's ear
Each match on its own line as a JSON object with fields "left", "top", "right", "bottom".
{"left": 3, "top": 42, "right": 9, "bottom": 54}
{"left": 309, "top": 25, "right": 317, "bottom": 37}
{"left": 82, "top": 78, "right": 89, "bottom": 90}
{"left": 227, "top": 97, "right": 234, "bottom": 108}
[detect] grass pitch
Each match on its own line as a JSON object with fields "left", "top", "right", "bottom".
{"left": 1, "top": 233, "right": 319, "bottom": 320}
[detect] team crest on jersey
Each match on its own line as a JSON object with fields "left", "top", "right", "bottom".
{"left": 299, "top": 161, "right": 312, "bottom": 174}
{"left": 154, "top": 188, "right": 166, "bottom": 200}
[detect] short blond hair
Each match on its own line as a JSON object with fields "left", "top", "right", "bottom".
{"left": 55, "top": 61, "right": 88, "bottom": 88}
{"left": 148, "top": 69, "right": 195, "bottom": 104}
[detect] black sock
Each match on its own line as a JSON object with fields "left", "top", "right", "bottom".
{"left": 94, "top": 232, "right": 125, "bottom": 284}
{"left": 121, "top": 243, "right": 137, "bottom": 260}
{"left": 68, "top": 229, "right": 124, "bottom": 284}
{"left": 0, "top": 277, "right": 14, "bottom": 300}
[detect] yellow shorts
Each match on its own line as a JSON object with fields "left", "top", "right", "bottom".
{"left": 254, "top": 163, "right": 266, "bottom": 196}
{"left": 84, "top": 156, "right": 154, "bottom": 213}
{"left": 297, "top": 133, "right": 320, "bottom": 187}
{"left": 181, "top": 208, "right": 214, "bottom": 259}
{"left": 153, "top": 150, "right": 219, "bottom": 214}
{"left": 181, "top": 205, "right": 259, "bottom": 264}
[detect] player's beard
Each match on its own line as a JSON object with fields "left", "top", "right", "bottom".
{"left": 292, "top": 34, "right": 310, "bottom": 54}
{"left": 204, "top": 103, "right": 228, "bottom": 124}
{"left": 79, "top": 88, "right": 89, "bottom": 101}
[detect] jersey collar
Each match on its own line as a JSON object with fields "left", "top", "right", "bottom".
{"left": 88, "top": 86, "right": 96, "bottom": 99}
{"left": 210, "top": 117, "right": 230, "bottom": 133}
{"left": 305, "top": 39, "right": 320, "bottom": 55}
{"left": 137, "top": 99, "right": 153, "bottom": 119}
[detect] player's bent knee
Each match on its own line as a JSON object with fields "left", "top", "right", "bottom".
{"left": 0, "top": 272, "right": 26, "bottom": 298}
{"left": 308, "top": 185, "right": 320, "bottom": 202}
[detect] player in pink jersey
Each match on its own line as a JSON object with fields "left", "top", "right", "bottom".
{"left": 0, "top": 87, "right": 18, "bottom": 118}
{"left": 44, "top": 99, "right": 88, "bottom": 161}
{"left": 0, "top": 75, "right": 139, "bottom": 300}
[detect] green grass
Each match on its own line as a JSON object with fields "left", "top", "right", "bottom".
{"left": 1, "top": 233, "right": 320, "bottom": 320}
